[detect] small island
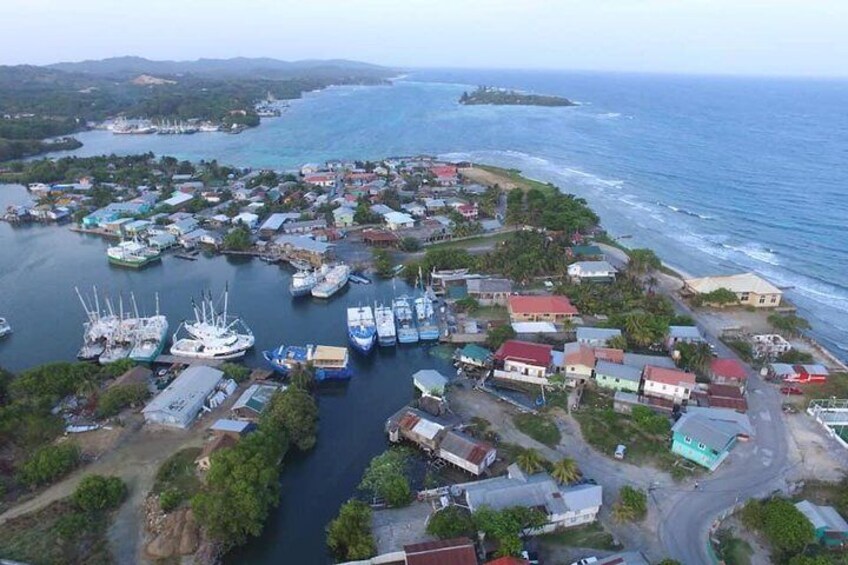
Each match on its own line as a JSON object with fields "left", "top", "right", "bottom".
{"left": 459, "top": 85, "right": 575, "bottom": 107}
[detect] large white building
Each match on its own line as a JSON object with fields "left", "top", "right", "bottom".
{"left": 142, "top": 366, "right": 224, "bottom": 428}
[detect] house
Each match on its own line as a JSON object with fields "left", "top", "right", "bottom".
{"left": 258, "top": 213, "right": 292, "bottom": 237}
{"left": 402, "top": 202, "right": 427, "bottom": 217}
{"left": 457, "top": 203, "right": 478, "bottom": 220}
{"left": 595, "top": 361, "right": 643, "bottom": 393}
{"left": 701, "top": 384, "right": 748, "bottom": 412}
{"left": 332, "top": 206, "right": 355, "bottom": 227}
{"left": 194, "top": 434, "right": 238, "bottom": 471}
{"left": 147, "top": 231, "right": 177, "bottom": 250}
{"left": 431, "top": 165, "right": 459, "bottom": 186}
{"left": 362, "top": 229, "right": 400, "bottom": 248}
{"left": 466, "top": 278, "right": 512, "bottom": 306}
{"left": 559, "top": 342, "right": 596, "bottom": 381}
{"left": 594, "top": 347, "right": 625, "bottom": 364}
{"left": 683, "top": 272, "right": 782, "bottom": 308}
{"left": 283, "top": 218, "right": 327, "bottom": 235}
{"left": 709, "top": 358, "right": 749, "bottom": 390}
{"left": 671, "top": 409, "right": 753, "bottom": 470}
{"left": 167, "top": 217, "right": 199, "bottom": 237}
{"left": 272, "top": 235, "right": 333, "bottom": 267}
{"left": 161, "top": 191, "right": 194, "bottom": 209}
{"left": 508, "top": 295, "right": 578, "bottom": 325}
{"left": 233, "top": 212, "right": 259, "bottom": 229}
{"left": 209, "top": 418, "right": 255, "bottom": 438}
{"left": 231, "top": 382, "right": 284, "bottom": 421}
{"left": 439, "top": 430, "right": 497, "bottom": 476}
{"left": 303, "top": 172, "right": 337, "bottom": 188}
{"left": 568, "top": 260, "right": 617, "bottom": 283}
{"left": 370, "top": 203, "right": 395, "bottom": 217}
{"left": 642, "top": 365, "right": 696, "bottom": 403}
{"left": 142, "top": 366, "right": 224, "bottom": 429}
{"left": 423, "top": 198, "right": 446, "bottom": 211}
{"left": 404, "top": 538, "right": 477, "bottom": 565}
{"left": 622, "top": 353, "right": 676, "bottom": 371}
{"left": 567, "top": 245, "right": 604, "bottom": 260}
{"left": 576, "top": 327, "right": 622, "bottom": 347}
{"left": 511, "top": 321, "right": 558, "bottom": 336}
{"left": 387, "top": 408, "right": 445, "bottom": 452}
{"left": 456, "top": 344, "right": 493, "bottom": 369}
{"left": 384, "top": 211, "right": 416, "bottom": 231}
{"left": 480, "top": 218, "right": 503, "bottom": 232}
{"left": 462, "top": 463, "right": 603, "bottom": 533}
{"left": 795, "top": 500, "right": 848, "bottom": 548}
{"left": 123, "top": 219, "right": 152, "bottom": 237}
{"left": 413, "top": 369, "right": 448, "bottom": 397}
{"left": 769, "top": 363, "right": 829, "bottom": 384}
{"left": 493, "top": 340, "right": 553, "bottom": 386}
{"left": 665, "top": 326, "right": 705, "bottom": 350}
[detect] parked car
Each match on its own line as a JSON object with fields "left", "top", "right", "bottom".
{"left": 569, "top": 558, "right": 598, "bottom": 565}
{"left": 614, "top": 444, "right": 626, "bottom": 460}
{"left": 780, "top": 386, "right": 803, "bottom": 395}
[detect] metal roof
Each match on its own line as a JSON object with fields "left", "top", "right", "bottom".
{"left": 413, "top": 369, "right": 448, "bottom": 395}
{"left": 595, "top": 360, "right": 642, "bottom": 383}
{"left": 577, "top": 327, "right": 622, "bottom": 341}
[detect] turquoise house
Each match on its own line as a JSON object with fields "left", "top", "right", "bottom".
{"left": 795, "top": 500, "right": 848, "bottom": 548}
{"left": 594, "top": 360, "right": 642, "bottom": 393}
{"left": 670, "top": 410, "right": 750, "bottom": 471}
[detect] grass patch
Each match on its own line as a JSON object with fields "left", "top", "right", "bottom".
{"left": 539, "top": 522, "right": 621, "bottom": 550}
{"left": 513, "top": 413, "right": 561, "bottom": 447}
{"left": 474, "top": 305, "right": 509, "bottom": 321}
{"left": 152, "top": 447, "right": 202, "bottom": 510}
{"left": 425, "top": 232, "right": 511, "bottom": 252}
{"left": 803, "top": 372, "right": 848, "bottom": 405}
{"left": 0, "top": 499, "right": 111, "bottom": 565}
{"left": 573, "top": 388, "right": 691, "bottom": 477}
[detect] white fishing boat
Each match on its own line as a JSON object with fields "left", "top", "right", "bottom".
{"left": 392, "top": 296, "right": 419, "bottom": 344}
{"left": 107, "top": 239, "right": 161, "bottom": 268}
{"left": 170, "top": 287, "right": 254, "bottom": 360}
{"left": 290, "top": 266, "right": 326, "bottom": 297}
{"left": 128, "top": 295, "right": 169, "bottom": 362}
{"left": 374, "top": 303, "right": 397, "bottom": 347}
{"left": 0, "top": 317, "right": 11, "bottom": 338}
{"left": 347, "top": 306, "right": 377, "bottom": 354}
{"left": 311, "top": 264, "right": 351, "bottom": 298}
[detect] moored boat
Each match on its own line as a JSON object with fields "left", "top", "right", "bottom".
{"left": 414, "top": 294, "right": 440, "bottom": 341}
{"left": 290, "top": 269, "right": 321, "bottom": 297}
{"left": 262, "top": 344, "right": 352, "bottom": 381}
{"left": 170, "top": 287, "right": 254, "bottom": 360}
{"left": 107, "top": 240, "right": 161, "bottom": 268}
{"left": 312, "top": 264, "right": 350, "bottom": 298}
{"left": 374, "top": 303, "right": 397, "bottom": 347}
{"left": 0, "top": 317, "right": 12, "bottom": 338}
{"left": 347, "top": 306, "right": 377, "bottom": 354}
{"left": 392, "top": 296, "right": 419, "bottom": 344}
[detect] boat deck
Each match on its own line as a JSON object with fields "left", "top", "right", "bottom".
{"left": 154, "top": 354, "right": 225, "bottom": 367}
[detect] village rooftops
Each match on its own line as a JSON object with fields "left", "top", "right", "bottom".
{"left": 495, "top": 340, "right": 553, "bottom": 368}
{"left": 161, "top": 191, "right": 194, "bottom": 207}
{"left": 684, "top": 272, "right": 782, "bottom": 296}
{"left": 272, "top": 234, "right": 332, "bottom": 254}
{"left": 644, "top": 365, "right": 696, "bottom": 387}
{"left": 623, "top": 353, "right": 676, "bottom": 370}
{"left": 508, "top": 295, "right": 578, "bottom": 316}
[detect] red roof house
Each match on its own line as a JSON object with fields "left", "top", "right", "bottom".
{"left": 404, "top": 537, "right": 477, "bottom": 565}
{"left": 495, "top": 340, "right": 553, "bottom": 368}
{"left": 594, "top": 347, "right": 625, "bottom": 364}
{"left": 643, "top": 365, "right": 696, "bottom": 402}
{"left": 710, "top": 358, "right": 749, "bottom": 389}
{"left": 508, "top": 295, "right": 579, "bottom": 324}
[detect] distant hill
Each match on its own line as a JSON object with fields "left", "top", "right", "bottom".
{"left": 47, "top": 56, "right": 394, "bottom": 80}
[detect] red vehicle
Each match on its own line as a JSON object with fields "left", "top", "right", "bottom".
{"left": 780, "top": 386, "right": 803, "bottom": 395}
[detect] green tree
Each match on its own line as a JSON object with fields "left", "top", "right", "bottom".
{"left": 761, "top": 498, "right": 815, "bottom": 556}
{"left": 515, "top": 448, "right": 545, "bottom": 474}
{"left": 289, "top": 365, "right": 316, "bottom": 391}
{"left": 787, "top": 556, "right": 830, "bottom": 565}
{"left": 612, "top": 486, "right": 647, "bottom": 522}
{"left": 607, "top": 334, "right": 628, "bottom": 351}
{"left": 327, "top": 499, "right": 376, "bottom": 561}
{"left": 72, "top": 475, "right": 127, "bottom": 512}
{"left": 18, "top": 443, "right": 81, "bottom": 488}
{"left": 454, "top": 296, "right": 480, "bottom": 313}
{"left": 261, "top": 388, "right": 318, "bottom": 451}
{"left": 550, "top": 458, "right": 581, "bottom": 485}
{"left": 674, "top": 341, "right": 713, "bottom": 376}
{"left": 223, "top": 226, "right": 252, "bottom": 251}
{"left": 692, "top": 287, "right": 738, "bottom": 307}
{"left": 426, "top": 505, "right": 476, "bottom": 539}
{"left": 627, "top": 248, "right": 661, "bottom": 276}
{"left": 372, "top": 248, "right": 394, "bottom": 278}
{"left": 359, "top": 448, "right": 412, "bottom": 507}
{"left": 768, "top": 314, "right": 811, "bottom": 337}
{"left": 95, "top": 383, "right": 149, "bottom": 418}
{"left": 398, "top": 237, "right": 421, "bottom": 252}
{"left": 473, "top": 505, "right": 547, "bottom": 557}
{"left": 486, "top": 325, "right": 516, "bottom": 350}
{"left": 631, "top": 406, "right": 671, "bottom": 435}
{"left": 220, "top": 362, "right": 251, "bottom": 383}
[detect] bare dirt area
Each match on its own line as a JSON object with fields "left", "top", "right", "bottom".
{"left": 782, "top": 408, "right": 848, "bottom": 482}
{"left": 460, "top": 167, "right": 521, "bottom": 190}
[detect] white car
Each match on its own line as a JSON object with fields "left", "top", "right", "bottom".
{"left": 614, "top": 444, "right": 626, "bottom": 460}
{"left": 569, "top": 558, "right": 598, "bottom": 565}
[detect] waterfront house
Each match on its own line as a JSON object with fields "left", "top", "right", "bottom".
{"left": 258, "top": 213, "right": 291, "bottom": 237}
{"left": 665, "top": 325, "right": 706, "bottom": 351}
{"left": 576, "top": 327, "right": 622, "bottom": 347}
{"left": 283, "top": 218, "right": 328, "bottom": 235}
{"left": 508, "top": 295, "right": 578, "bottom": 325}
{"left": 671, "top": 408, "right": 753, "bottom": 471}
{"left": 595, "top": 360, "right": 642, "bottom": 393}
{"left": 567, "top": 245, "right": 604, "bottom": 260}
{"left": 195, "top": 434, "right": 238, "bottom": 472}
{"left": 466, "top": 278, "right": 512, "bottom": 306}
{"left": 123, "top": 219, "right": 152, "bottom": 237}
{"left": 795, "top": 500, "right": 848, "bottom": 548}
{"left": 147, "top": 230, "right": 177, "bottom": 250}
{"left": 438, "top": 430, "right": 497, "bottom": 476}
{"left": 560, "top": 342, "right": 596, "bottom": 382}
{"left": 384, "top": 211, "right": 416, "bottom": 231}
{"left": 332, "top": 206, "right": 355, "bottom": 227}
{"left": 456, "top": 344, "right": 493, "bottom": 370}
{"left": 231, "top": 382, "right": 284, "bottom": 421}
{"left": 493, "top": 340, "right": 553, "bottom": 386}
{"left": 167, "top": 217, "right": 199, "bottom": 237}
{"left": 233, "top": 212, "right": 260, "bottom": 229}
{"left": 387, "top": 408, "right": 445, "bottom": 452}
{"left": 709, "top": 358, "right": 749, "bottom": 390}
{"left": 142, "top": 366, "right": 224, "bottom": 429}
{"left": 642, "top": 365, "right": 696, "bottom": 403}
{"left": 568, "top": 260, "right": 617, "bottom": 284}
{"left": 413, "top": 369, "right": 449, "bottom": 398}
{"left": 271, "top": 235, "right": 333, "bottom": 267}
{"left": 462, "top": 463, "right": 603, "bottom": 533}
{"left": 683, "top": 272, "right": 783, "bottom": 308}
{"left": 769, "top": 363, "right": 829, "bottom": 384}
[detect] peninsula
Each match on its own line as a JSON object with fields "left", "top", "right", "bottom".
{"left": 459, "top": 85, "right": 576, "bottom": 107}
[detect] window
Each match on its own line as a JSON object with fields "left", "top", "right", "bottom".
{"left": 698, "top": 442, "right": 707, "bottom": 450}
{"left": 740, "top": 292, "right": 750, "bottom": 301}
{"left": 759, "top": 296, "right": 766, "bottom": 304}
{"left": 684, "top": 436, "right": 692, "bottom": 444}
{"left": 770, "top": 296, "right": 777, "bottom": 303}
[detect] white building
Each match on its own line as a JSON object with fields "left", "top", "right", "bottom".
{"left": 642, "top": 365, "right": 696, "bottom": 403}
{"left": 233, "top": 212, "right": 260, "bottom": 229}
{"left": 568, "top": 260, "right": 617, "bottom": 283}
{"left": 142, "top": 366, "right": 224, "bottom": 429}
{"left": 161, "top": 191, "right": 195, "bottom": 208}
{"left": 384, "top": 211, "right": 415, "bottom": 231}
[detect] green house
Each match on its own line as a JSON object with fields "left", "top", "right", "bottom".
{"left": 594, "top": 361, "right": 642, "bottom": 393}
{"left": 795, "top": 500, "right": 848, "bottom": 548}
{"left": 670, "top": 411, "right": 748, "bottom": 471}
{"left": 457, "top": 344, "right": 492, "bottom": 368}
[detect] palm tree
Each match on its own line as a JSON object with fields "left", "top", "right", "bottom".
{"left": 625, "top": 312, "right": 653, "bottom": 347}
{"left": 607, "top": 334, "right": 628, "bottom": 351}
{"left": 551, "top": 458, "right": 581, "bottom": 485}
{"left": 515, "top": 448, "right": 545, "bottom": 474}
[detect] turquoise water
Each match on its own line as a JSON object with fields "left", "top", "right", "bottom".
{"left": 55, "top": 70, "right": 848, "bottom": 358}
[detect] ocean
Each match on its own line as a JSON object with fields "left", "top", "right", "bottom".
{"left": 51, "top": 69, "right": 848, "bottom": 358}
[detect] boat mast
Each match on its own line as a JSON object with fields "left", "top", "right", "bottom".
{"left": 93, "top": 286, "right": 101, "bottom": 321}
{"left": 223, "top": 284, "right": 229, "bottom": 327}
{"left": 155, "top": 293, "right": 160, "bottom": 316}
{"left": 75, "top": 287, "right": 93, "bottom": 322}
{"left": 130, "top": 292, "right": 140, "bottom": 319}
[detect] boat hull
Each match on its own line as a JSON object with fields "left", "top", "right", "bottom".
{"left": 418, "top": 326, "right": 440, "bottom": 341}
{"left": 348, "top": 332, "right": 376, "bottom": 354}
{"left": 108, "top": 255, "right": 161, "bottom": 269}
{"left": 397, "top": 329, "right": 419, "bottom": 344}
{"left": 289, "top": 284, "right": 315, "bottom": 297}
{"left": 262, "top": 348, "right": 353, "bottom": 381}
{"left": 378, "top": 334, "right": 397, "bottom": 347}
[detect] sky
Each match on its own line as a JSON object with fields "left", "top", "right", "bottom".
{"left": 1, "top": 0, "right": 847, "bottom": 77}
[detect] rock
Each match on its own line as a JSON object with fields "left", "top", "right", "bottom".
{"left": 146, "top": 531, "right": 178, "bottom": 559}
{"left": 179, "top": 520, "right": 200, "bottom": 555}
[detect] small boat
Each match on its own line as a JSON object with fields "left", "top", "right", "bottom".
{"left": 290, "top": 269, "right": 320, "bottom": 297}
{"left": 107, "top": 239, "right": 161, "bottom": 268}
{"left": 262, "top": 344, "right": 352, "bottom": 381}
{"left": 349, "top": 272, "right": 372, "bottom": 285}
{"left": 374, "top": 303, "right": 397, "bottom": 347}
{"left": 0, "top": 317, "right": 12, "bottom": 338}
{"left": 392, "top": 296, "right": 419, "bottom": 344}
{"left": 347, "top": 306, "right": 377, "bottom": 354}
{"left": 312, "top": 264, "right": 351, "bottom": 298}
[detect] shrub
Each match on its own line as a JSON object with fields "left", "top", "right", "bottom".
{"left": 426, "top": 506, "right": 476, "bottom": 539}
{"left": 327, "top": 499, "right": 375, "bottom": 560}
{"left": 72, "top": 475, "right": 127, "bottom": 512}
{"left": 485, "top": 325, "right": 516, "bottom": 350}
{"left": 612, "top": 486, "right": 647, "bottom": 522}
{"left": 18, "top": 443, "right": 81, "bottom": 488}
{"left": 159, "top": 487, "right": 183, "bottom": 512}
{"left": 55, "top": 510, "right": 96, "bottom": 539}
{"left": 358, "top": 448, "right": 412, "bottom": 507}
{"left": 219, "top": 363, "right": 250, "bottom": 383}
{"left": 95, "top": 383, "right": 148, "bottom": 418}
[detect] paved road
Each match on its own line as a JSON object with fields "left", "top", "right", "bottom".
{"left": 599, "top": 243, "right": 793, "bottom": 563}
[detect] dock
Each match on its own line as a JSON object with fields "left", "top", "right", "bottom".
{"left": 173, "top": 250, "right": 199, "bottom": 261}
{"left": 154, "top": 354, "right": 224, "bottom": 367}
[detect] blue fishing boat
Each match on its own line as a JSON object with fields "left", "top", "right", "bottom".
{"left": 392, "top": 296, "right": 419, "bottom": 344}
{"left": 262, "top": 343, "right": 353, "bottom": 381}
{"left": 347, "top": 306, "right": 377, "bottom": 353}
{"left": 414, "top": 294, "right": 440, "bottom": 341}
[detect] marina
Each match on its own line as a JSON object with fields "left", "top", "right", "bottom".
{"left": 290, "top": 266, "right": 324, "bottom": 297}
